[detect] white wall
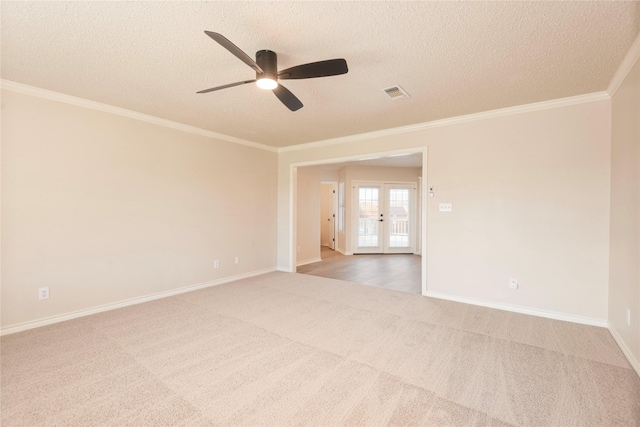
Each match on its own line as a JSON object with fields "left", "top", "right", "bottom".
{"left": 1, "top": 89, "right": 278, "bottom": 330}
{"left": 278, "top": 99, "right": 611, "bottom": 323}
{"left": 609, "top": 57, "right": 640, "bottom": 370}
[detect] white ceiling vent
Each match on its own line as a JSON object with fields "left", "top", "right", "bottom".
{"left": 382, "top": 85, "right": 410, "bottom": 100}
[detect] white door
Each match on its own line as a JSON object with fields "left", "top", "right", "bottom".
{"left": 355, "top": 184, "right": 384, "bottom": 253}
{"left": 320, "top": 183, "right": 337, "bottom": 249}
{"left": 384, "top": 184, "right": 415, "bottom": 254}
{"left": 330, "top": 184, "right": 337, "bottom": 249}
{"left": 354, "top": 183, "right": 415, "bottom": 254}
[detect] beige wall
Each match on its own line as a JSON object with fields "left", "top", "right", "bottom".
{"left": 1, "top": 89, "right": 278, "bottom": 329}
{"left": 609, "top": 58, "right": 640, "bottom": 367}
{"left": 320, "top": 169, "right": 339, "bottom": 182}
{"left": 0, "top": 77, "right": 625, "bottom": 340}
{"left": 278, "top": 100, "right": 611, "bottom": 322}
{"left": 295, "top": 166, "right": 321, "bottom": 265}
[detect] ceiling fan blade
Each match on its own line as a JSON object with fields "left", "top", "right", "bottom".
{"left": 273, "top": 84, "right": 303, "bottom": 111}
{"left": 197, "top": 79, "right": 256, "bottom": 94}
{"left": 278, "top": 59, "right": 348, "bottom": 80}
{"left": 204, "top": 31, "right": 264, "bottom": 74}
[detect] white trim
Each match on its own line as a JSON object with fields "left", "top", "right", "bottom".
{"left": 292, "top": 148, "right": 423, "bottom": 168}
{"left": 351, "top": 180, "right": 418, "bottom": 255}
{"left": 2, "top": 79, "right": 613, "bottom": 155}
{"left": 421, "top": 150, "right": 428, "bottom": 296}
{"left": 608, "top": 326, "right": 640, "bottom": 378}
{"left": 0, "top": 79, "right": 277, "bottom": 153}
{"left": 0, "top": 268, "right": 276, "bottom": 336}
{"left": 296, "top": 257, "right": 323, "bottom": 267}
{"left": 608, "top": 32, "right": 640, "bottom": 97}
{"left": 332, "top": 182, "right": 338, "bottom": 251}
{"left": 288, "top": 166, "right": 297, "bottom": 272}
{"left": 278, "top": 92, "right": 610, "bottom": 153}
{"left": 288, "top": 147, "right": 426, "bottom": 287}
{"left": 333, "top": 245, "right": 352, "bottom": 256}
{"left": 320, "top": 181, "right": 338, "bottom": 251}
{"left": 425, "top": 290, "right": 607, "bottom": 327}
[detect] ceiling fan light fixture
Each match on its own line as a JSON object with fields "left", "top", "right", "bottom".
{"left": 256, "top": 77, "right": 278, "bottom": 90}
{"left": 198, "top": 33, "right": 348, "bottom": 111}
{"left": 255, "top": 50, "right": 278, "bottom": 90}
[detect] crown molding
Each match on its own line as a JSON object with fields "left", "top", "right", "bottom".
{"left": 278, "top": 91, "right": 610, "bottom": 153}
{"left": 0, "top": 79, "right": 278, "bottom": 153}
{"left": 608, "top": 32, "right": 640, "bottom": 98}
{"left": 2, "top": 79, "right": 612, "bottom": 155}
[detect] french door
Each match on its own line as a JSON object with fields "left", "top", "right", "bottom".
{"left": 354, "top": 182, "right": 416, "bottom": 254}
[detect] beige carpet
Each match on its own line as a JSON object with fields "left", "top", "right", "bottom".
{"left": 2, "top": 272, "right": 639, "bottom": 426}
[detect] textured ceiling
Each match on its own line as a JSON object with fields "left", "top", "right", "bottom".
{"left": 2, "top": 1, "right": 639, "bottom": 148}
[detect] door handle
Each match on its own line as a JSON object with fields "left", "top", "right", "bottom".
{"left": 379, "top": 219, "right": 384, "bottom": 222}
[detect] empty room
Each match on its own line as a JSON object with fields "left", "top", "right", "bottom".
{"left": 1, "top": 2, "right": 639, "bottom": 426}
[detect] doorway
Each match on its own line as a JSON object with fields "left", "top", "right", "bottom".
{"left": 320, "top": 182, "right": 337, "bottom": 250}
{"left": 354, "top": 182, "right": 416, "bottom": 254}
{"left": 290, "top": 148, "right": 427, "bottom": 295}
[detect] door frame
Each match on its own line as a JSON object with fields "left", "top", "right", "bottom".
{"left": 352, "top": 180, "right": 417, "bottom": 254}
{"left": 320, "top": 181, "right": 338, "bottom": 250}
{"left": 289, "top": 146, "right": 428, "bottom": 296}
{"left": 352, "top": 182, "right": 384, "bottom": 254}
{"left": 384, "top": 182, "right": 417, "bottom": 254}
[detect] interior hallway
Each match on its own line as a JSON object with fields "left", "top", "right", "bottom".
{"left": 297, "top": 246, "right": 421, "bottom": 294}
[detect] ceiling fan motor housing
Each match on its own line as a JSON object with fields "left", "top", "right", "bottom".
{"left": 256, "top": 50, "right": 278, "bottom": 81}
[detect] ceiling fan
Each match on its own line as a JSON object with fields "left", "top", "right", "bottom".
{"left": 197, "top": 31, "right": 348, "bottom": 111}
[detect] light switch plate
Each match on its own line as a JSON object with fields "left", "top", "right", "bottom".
{"left": 439, "top": 203, "right": 452, "bottom": 212}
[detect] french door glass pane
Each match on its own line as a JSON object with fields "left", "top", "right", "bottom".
{"left": 358, "top": 187, "right": 379, "bottom": 247}
{"left": 388, "top": 188, "right": 410, "bottom": 248}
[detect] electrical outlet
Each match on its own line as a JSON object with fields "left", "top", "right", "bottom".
{"left": 214, "top": 260, "right": 219, "bottom": 269}
{"left": 234, "top": 256, "right": 239, "bottom": 264}
{"left": 627, "top": 309, "right": 631, "bottom": 326}
{"left": 509, "top": 278, "right": 518, "bottom": 290}
{"left": 38, "top": 287, "right": 49, "bottom": 300}
{"left": 439, "top": 203, "right": 452, "bottom": 212}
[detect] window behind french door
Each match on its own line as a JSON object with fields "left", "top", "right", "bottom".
{"left": 354, "top": 182, "right": 416, "bottom": 254}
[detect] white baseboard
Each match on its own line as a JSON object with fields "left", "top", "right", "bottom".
{"left": 608, "top": 325, "right": 640, "bottom": 378}
{"left": 0, "top": 267, "right": 276, "bottom": 336}
{"left": 424, "top": 290, "right": 607, "bottom": 327}
{"left": 296, "top": 257, "right": 322, "bottom": 267}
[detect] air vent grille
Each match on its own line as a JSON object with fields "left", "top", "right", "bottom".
{"left": 383, "top": 85, "right": 410, "bottom": 100}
